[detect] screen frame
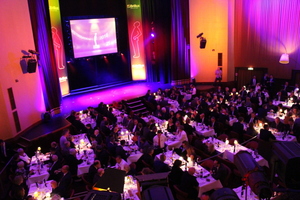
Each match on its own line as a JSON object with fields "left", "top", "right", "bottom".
{"left": 63, "top": 15, "right": 119, "bottom": 59}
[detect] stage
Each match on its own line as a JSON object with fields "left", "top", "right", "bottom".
{"left": 61, "top": 81, "right": 214, "bottom": 117}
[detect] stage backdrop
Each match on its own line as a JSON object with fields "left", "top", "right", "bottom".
{"left": 126, "top": 0, "right": 146, "bottom": 80}
{"left": 48, "top": 0, "right": 69, "bottom": 96}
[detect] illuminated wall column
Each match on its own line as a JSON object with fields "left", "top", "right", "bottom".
{"left": 126, "top": 0, "right": 146, "bottom": 80}
{"left": 190, "top": 0, "right": 235, "bottom": 82}
{"left": 48, "top": 0, "right": 70, "bottom": 95}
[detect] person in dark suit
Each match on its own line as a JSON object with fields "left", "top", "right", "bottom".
{"left": 231, "top": 117, "right": 245, "bottom": 143}
{"left": 229, "top": 106, "right": 239, "bottom": 118}
{"left": 259, "top": 124, "right": 276, "bottom": 142}
{"left": 168, "top": 160, "right": 183, "bottom": 186}
{"left": 179, "top": 167, "right": 199, "bottom": 200}
{"left": 210, "top": 160, "right": 228, "bottom": 186}
{"left": 196, "top": 113, "right": 209, "bottom": 125}
{"left": 208, "top": 117, "right": 222, "bottom": 136}
{"left": 153, "top": 154, "right": 170, "bottom": 173}
{"left": 136, "top": 146, "right": 154, "bottom": 172}
{"left": 246, "top": 112, "right": 259, "bottom": 124}
{"left": 107, "top": 137, "right": 117, "bottom": 157}
{"left": 286, "top": 118, "right": 300, "bottom": 137}
{"left": 238, "top": 102, "right": 248, "bottom": 117}
{"left": 56, "top": 165, "right": 73, "bottom": 198}
{"left": 64, "top": 148, "right": 83, "bottom": 177}
{"left": 245, "top": 122, "right": 258, "bottom": 136}
{"left": 87, "top": 160, "right": 101, "bottom": 184}
{"left": 115, "top": 140, "right": 129, "bottom": 160}
{"left": 119, "top": 113, "right": 129, "bottom": 127}
{"left": 270, "top": 117, "right": 285, "bottom": 132}
{"left": 48, "top": 155, "right": 62, "bottom": 182}
{"left": 93, "top": 111, "right": 103, "bottom": 129}
{"left": 95, "top": 145, "right": 109, "bottom": 167}
{"left": 101, "top": 121, "right": 111, "bottom": 137}
{"left": 194, "top": 135, "right": 209, "bottom": 154}
{"left": 93, "top": 129, "right": 103, "bottom": 145}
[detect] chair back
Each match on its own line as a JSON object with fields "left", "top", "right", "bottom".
{"left": 200, "top": 159, "right": 214, "bottom": 171}
{"left": 245, "top": 141, "right": 258, "bottom": 150}
{"left": 217, "top": 134, "right": 228, "bottom": 142}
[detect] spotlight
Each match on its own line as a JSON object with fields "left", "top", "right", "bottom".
{"left": 196, "top": 32, "right": 203, "bottom": 38}
{"left": 151, "top": 33, "right": 155, "bottom": 38}
{"left": 28, "top": 49, "right": 39, "bottom": 54}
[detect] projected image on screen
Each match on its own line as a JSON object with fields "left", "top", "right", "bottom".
{"left": 70, "top": 18, "right": 118, "bottom": 58}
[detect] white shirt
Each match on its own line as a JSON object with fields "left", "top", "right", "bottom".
{"left": 115, "top": 159, "right": 129, "bottom": 171}
{"left": 153, "top": 134, "right": 167, "bottom": 148}
{"left": 19, "top": 153, "right": 30, "bottom": 164}
{"left": 176, "top": 130, "right": 188, "bottom": 143}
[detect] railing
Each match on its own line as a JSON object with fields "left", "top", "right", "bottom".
{"left": 0, "top": 157, "right": 13, "bottom": 199}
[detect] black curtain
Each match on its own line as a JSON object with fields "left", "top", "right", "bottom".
{"left": 141, "top": 0, "right": 171, "bottom": 83}
{"left": 170, "top": 0, "right": 190, "bottom": 83}
{"left": 141, "top": 0, "right": 190, "bottom": 84}
{"left": 28, "top": 0, "right": 62, "bottom": 112}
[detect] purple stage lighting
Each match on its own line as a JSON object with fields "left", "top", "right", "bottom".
{"left": 151, "top": 33, "right": 155, "bottom": 38}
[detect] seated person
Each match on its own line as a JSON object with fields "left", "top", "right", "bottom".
{"left": 56, "top": 165, "right": 72, "bottom": 198}
{"left": 93, "top": 168, "right": 105, "bottom": 184}
{"left": 179, "top": 167, "right": 199, "bottom": 200}
{"left": 64, "top": 148, "right": 84, "bottom": 177}
{"left": 259, "top": 124, "right": 276, "bottom": 142}
{"left": 153, "top": 154, "right": 170, "bottom": 173}
{"left": 194, "top": 135, "right": 209, "bottom": 154}
{"left": 207, "top": 143, "right": 218, "bottom": 156}
{"left": 87, "top": 160, "right": 101, "bottom": 184}
{"left": 210, "top": 160, "right": 228, "bottom": 186}
{"left": 270, "top": 117, "right": 285, "bottom": 132}
{"left": 115, "top": 156, "right": 130, "bottom": 174}
{"left": 136, "top": 146, "right": 154, "bottom": 172}
{"left": 48, "top": 155, "right": 62, "bottom": 182}
{"left": 153, "top": 130, "right": 167, "bottom": 154}
{"left": 115, "top": 140, "right": 129, "bottom": 160}
{"left": 17, "top": 148, "right": 30, "bottom": 164}
{"left": 245, "top": 122, "right": 258, "bottom": 136}
{"left": 10, "top": 175, "right": 26, "bottom": 200}
{"left": 168, "top": 160, "right": 183, "bottom": 186}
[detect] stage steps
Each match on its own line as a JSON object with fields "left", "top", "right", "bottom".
{"left": 124, "top": 97, "right": 149, "bottom": 115}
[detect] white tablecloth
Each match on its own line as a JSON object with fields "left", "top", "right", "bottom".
{"left": 73, "top": 134, "right": 95, "bottom": 176}
{"left": 205, "top": 138, "right": 269, "bottom": 167}
{"left": 233, "top": 185, "right": 260, "bottom": 200}
{"left": 27, "top": 164, "right": 50, "bottom": 187}
{"left": 28, "top": 180, "right": 53, "bottom": 200}
{"left": 157, "top": 151, "right": 223, "bottom": 197}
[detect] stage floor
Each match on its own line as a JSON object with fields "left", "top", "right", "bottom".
{"left": 61, "top": 81, "right": 214, "bottom": 117}
{"left": 61, "top": 81, "right": 172, "bottom": 117}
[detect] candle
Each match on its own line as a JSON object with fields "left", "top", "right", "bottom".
{"left": 225, "top": 139, "right": 229, "bottom": 145}
{"left": 37, "top": 147, "right": 41, "bottom": 151}
{"left": 80, "top": 139, "right": 84, "bottom": 144}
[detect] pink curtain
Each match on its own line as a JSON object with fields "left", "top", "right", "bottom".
{"left": 235, "top": 0, "right": 300, "bottom": 79}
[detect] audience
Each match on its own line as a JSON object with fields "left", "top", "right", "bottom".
{"left": 5, "top": 81, "right": 300, "bottom": 199}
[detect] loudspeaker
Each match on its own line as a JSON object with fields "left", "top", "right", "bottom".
{"left": 27, "top": 59, "right": 37, "bottom": 73}
{"left": 200, "top": 38, "right": 207, "bottom": 49}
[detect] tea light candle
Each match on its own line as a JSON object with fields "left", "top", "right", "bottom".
{"left": 225, "top": 139, "right": 229, "bottom": 145}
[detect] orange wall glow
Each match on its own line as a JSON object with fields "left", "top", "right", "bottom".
{"left": 0, "top": 0, "right": 45, "bottom": 140}
{"left": 190, "top": 0, "right": 234, "bottom": 83}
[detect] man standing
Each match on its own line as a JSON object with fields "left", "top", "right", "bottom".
{"left": 214, "top": 67, "right": 222, "bottom": 85}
